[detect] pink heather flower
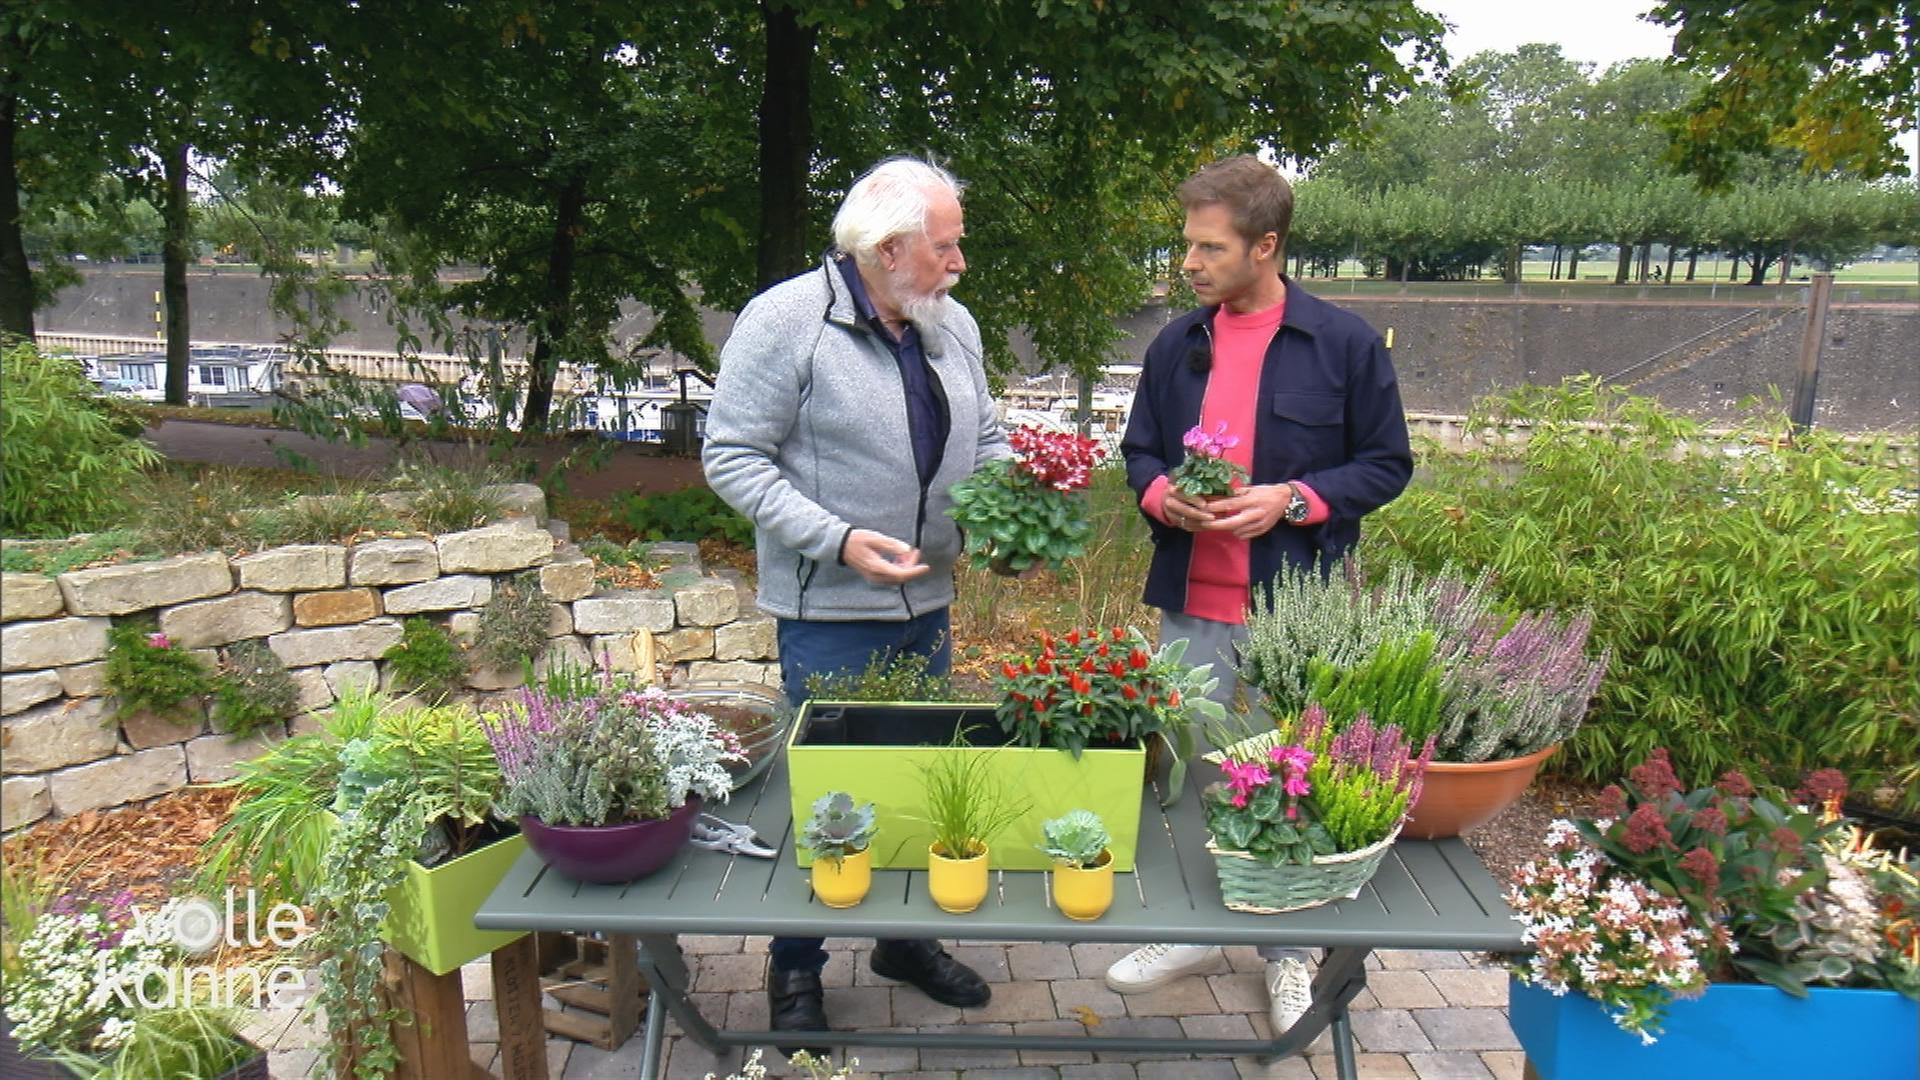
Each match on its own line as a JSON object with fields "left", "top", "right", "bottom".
{"left": 146, "top": 632, "right": 170, "bottom": 649}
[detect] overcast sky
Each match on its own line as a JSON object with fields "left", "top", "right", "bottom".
{"left": 1418, "top": 0, "right": 1675, "bottom": 71}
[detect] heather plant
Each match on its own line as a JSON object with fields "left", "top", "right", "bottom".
{"left": 483, "top": 685, "right": 742, "bottom": 826}
{"left": 1204, "top": 704, "right": 1432, "bottom": 865}
{"left": 1363, "top": 377, "right": 1918, "bottom": 802}
{"left": 805, "top": 647, "right": 957, "bottom": 703}
{"left": 1240, "top": 559, "right": 1435, "bottom": 718}
{"left": 0, "top": 339, "right": 160, "bottom": 536}
{"left": 1306, "top": 633, "right": 1446, "bottom": 749}
{"left": 1168, "top": 421, "right": 1248, "bottom": 498}
{"left": 948, "top": 423, "right": 1105, "bottom": 573}
{"left": 1511, "top": 747, "right": 1920, "bottom": 1040}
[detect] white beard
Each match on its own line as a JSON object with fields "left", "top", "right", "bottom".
{"left": 889, "top": 267, "right": 961, "bottom": 330}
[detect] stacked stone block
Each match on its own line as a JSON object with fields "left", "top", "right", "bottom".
{"left": 1, "top": 494, "right": 778, "bottom": 832}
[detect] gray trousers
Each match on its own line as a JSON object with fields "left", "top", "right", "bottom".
{"left": 1160, "top": 611, "right": 1307, "bottom": 967}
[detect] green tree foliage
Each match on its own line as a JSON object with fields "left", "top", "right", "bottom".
{"left": 0, "top": 339, "right": 160, "bottom": 536}
{"left": 1650, "top": 0, "right": 1919, "bottom": 185}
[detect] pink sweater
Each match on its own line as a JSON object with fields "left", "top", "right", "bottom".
{"left": 1141, "top": 296, "right": 1328, "bottom": 624}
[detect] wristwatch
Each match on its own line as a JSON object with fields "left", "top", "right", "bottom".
{"left": 1283, "top": 481, "right": 1311, "bottom": 524}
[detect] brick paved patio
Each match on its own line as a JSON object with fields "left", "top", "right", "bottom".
{"left": 257, "top": 937, "right": 1524, "bottom": 1079}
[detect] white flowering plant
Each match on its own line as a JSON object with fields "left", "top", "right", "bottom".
{"left": 705, "top": 1047, "right": 856, "bottom": 1080}
{"left": 484, "top": 685, "right": 743, "bottom": 826}
{"left": 0, "top": 890, "right": 252, "bottom": 1073}
{"left": 1509, "top": 749, "right": 1920, "bottom": 1042}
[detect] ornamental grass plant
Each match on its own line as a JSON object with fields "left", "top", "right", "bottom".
{"left": 1508, "top": 748, "right": 1920, "bottom": 1042}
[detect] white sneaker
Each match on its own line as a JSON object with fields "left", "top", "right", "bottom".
{"left": 1265, "top": 958, "right": 1312, "bottom": 1033}
{"left": 1103, "top": 944, "right": 1225, "bottom": 993}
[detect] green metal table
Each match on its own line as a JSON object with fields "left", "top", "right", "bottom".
{"left": 475, "top": 756, "right": 1523, "bottom": 1079}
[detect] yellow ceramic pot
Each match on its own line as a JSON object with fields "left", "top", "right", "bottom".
{"left": 927, "top": 841, "right": 989, "bottom": 914}
{"left": 810, "top": 848, "right": 872, "bottom": 909}
{"left": 1051, "top": 849, "right": 1114, "bottom": 921}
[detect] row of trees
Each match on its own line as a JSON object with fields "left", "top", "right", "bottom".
{"left": 1288, "top": 173, "right": 1917, "bottom": 285}
{"left": 4, "top": 3, "right": 1913, "bottom": 426}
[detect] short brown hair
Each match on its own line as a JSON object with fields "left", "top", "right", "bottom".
{"left": 1177, "top": 155, "right": 1293, "bottom": 254}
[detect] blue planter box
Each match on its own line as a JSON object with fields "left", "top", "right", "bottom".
{"left": 1509, "top": 975, "right": 1919, "bottom": 1080}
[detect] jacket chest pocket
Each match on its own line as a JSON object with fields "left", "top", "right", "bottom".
{"left": 1264, "top": 391, "right": 1346, "bottom": 471}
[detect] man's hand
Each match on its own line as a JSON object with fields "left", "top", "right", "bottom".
{"left": 1200, "top": 484, "right": 1291, "bottom": 540}
{"left": 843, "top": 528, "right": 931, "bottom": 585}
{"left": 1161, "top": 488, "right": 1217, "bottom": 533}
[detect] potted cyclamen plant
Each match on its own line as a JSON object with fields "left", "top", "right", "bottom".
{"left": 484, "top": 684, "right": 743, "bottom": 883}
{"left": 947, "top": 422, "right": 1104, "bottom": 574}
{"left": 1202, "top": 704, "right": 1431, "bottom": 913}
{"left": 1168, "top": 421, "right": 1248, "bottom": 499}
{"left": 1506, "top": 750, "right": 1919, "bottom": 1079}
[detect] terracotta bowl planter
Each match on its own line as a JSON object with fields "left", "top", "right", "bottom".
{"left": 1403, "top": 744, "right": 1558, "bottom": 839}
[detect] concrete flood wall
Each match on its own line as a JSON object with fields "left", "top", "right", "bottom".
{"left": 0, "top": 490, "right": 777, "bottom": 831}
{"left": 40, "top": 269, "right": 1917, "bottom": 433}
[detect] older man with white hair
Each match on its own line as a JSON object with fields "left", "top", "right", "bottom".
{"left": 703, "top": 156, "right": 1009, "bottom": 1056}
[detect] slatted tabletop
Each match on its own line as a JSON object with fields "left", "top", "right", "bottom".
{"left": 475, "top": 756, "right": 1522, "bottom": 952}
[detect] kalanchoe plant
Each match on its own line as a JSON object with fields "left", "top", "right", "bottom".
{"left": 1204, "top": 704, "right": 1432, "bottom": 867}
{"left": 483, "top": 685, "right": 744, "bottom": 826}
{"left": 801, "top": 792, "right": 877, "bottom": 867}
{"left": 947, "top": 423, "right": 1105, "bottom": 573}
{"left": 1168, "top": 421, "right": 1248, "bottom": 499}
{"left": 1039, "top": 809, "right": 1111, "bottom": 869}
{"left": 1508, "top": 748, "right": 1920, "bottom": 1042}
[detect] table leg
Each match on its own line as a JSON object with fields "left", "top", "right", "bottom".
{"left": 1257, "top": 946, "right": 1370, "bottom": 1073}
{"left": 636, "top": 988, "right": 668, "bottom": 1080}
{"left": 633, "top": 934, "right": 728, "bottom": 1056}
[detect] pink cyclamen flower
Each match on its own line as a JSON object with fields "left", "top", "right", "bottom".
{"left": 1221, "top": 759, "right": 1271, "bottom": 808}
{"left": 1181, "top": 421, "right": 1239, "bottom": 458}
{"left": 146, "top": 632, "right": 170, "bottom": 649}
{"left": 1267, "top": 744, "right": 1315, "bottom": 798}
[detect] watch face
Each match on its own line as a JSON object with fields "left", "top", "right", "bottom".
{"left": 1285, "top": 489, "right": 1310, "bottom": 523}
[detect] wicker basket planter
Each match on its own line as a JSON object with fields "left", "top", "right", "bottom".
{"left": 1204, "top": 826, "right": 1401, "bottom": 914}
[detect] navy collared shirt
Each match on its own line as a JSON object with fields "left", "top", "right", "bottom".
{"left": 835, "top": 254, "right": 948, "bottom": 487}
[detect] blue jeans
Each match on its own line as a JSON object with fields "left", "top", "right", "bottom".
{"left": 768, "top": 609, "right": 951, "bottom": 975}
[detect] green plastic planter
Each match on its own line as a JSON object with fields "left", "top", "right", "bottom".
{"left": 323, "top": 812, "right": 528, "bottom": 975}
{"left": 786, "top": 702, "right": 1145, "bottom": 872}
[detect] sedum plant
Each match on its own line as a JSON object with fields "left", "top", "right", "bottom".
{"left": 802, "top": 792, "right": 877, "bottom": 866}
{"left": 1039, "top": 809, "right": 1111, "bottom": 869}
{"left": 474, "top": 570, "right": 550, "bottom": 670}
{"left": 103, "top": 622, "right": 215, "bottom": 722}
{"left": 383, "top": 616, "right": 465, "bottom": 696}
{"left": 210, "top": 637, "right": 299, "bottom": 737}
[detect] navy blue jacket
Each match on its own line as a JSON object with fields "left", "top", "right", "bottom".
{"left": 1120, "top": 280, "right": 1413, "bottom": 614}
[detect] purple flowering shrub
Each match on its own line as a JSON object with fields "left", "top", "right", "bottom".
{"left": 1203, "top": 703, "right": 1432, "bottom": 867}
{"left": 483, "top": 685, "right": 744, "bottom": 826}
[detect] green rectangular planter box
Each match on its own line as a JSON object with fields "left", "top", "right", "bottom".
{"left": 786, "top": 701, "right": 1145, "bottom": 872}
{"left": 324, "top": 812, "right": 528, "bottom": 976}
{"left": 384, "top": 831, "right": 530, "bottom": 976}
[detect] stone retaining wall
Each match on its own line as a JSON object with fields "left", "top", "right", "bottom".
{"left": 0, "top": 490, "right": 776, "bottom": 831}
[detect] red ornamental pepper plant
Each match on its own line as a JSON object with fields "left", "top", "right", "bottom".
{"left": 992, "top": 626, "right": 1227, "bottom": 800}
{"left": 947, "top": 424, "right": 1105, "bottom": 573}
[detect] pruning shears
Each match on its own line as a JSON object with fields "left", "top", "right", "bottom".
{"left": 690, "top": 814, "right": 778, "bottom": 859}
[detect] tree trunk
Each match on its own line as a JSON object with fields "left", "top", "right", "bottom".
{"left": 521, "top": 172, "right": 588, "bottom": 433}
{"left": 1550, "top": 245, "right": 1561, "bottom": 280}
{"left": 1778, "top": 240, "right": 1793, "bottom": 284}
{"left": 1567, "top": 250, "right": 1580, "bottom": 279}
{"left": 1664, "top": 245, "right": 1679, "bottom": 283}
{"left": 1613, "top": 241, "right": 1631, "bottom": 285}
{"left": 754, "top": 1, "right": 816, "bottom": 291}
{"left": 1685, "top": 248, "right": 1698, "bottom": 282}
{"left": 161, "top": 141, "right": 192, "bottom": 406}
{"left": 0, "top": 87, "right": 32, "bottom": 340}
{"left": 1747, "top": 251, "right": 1771, "bottom": 286}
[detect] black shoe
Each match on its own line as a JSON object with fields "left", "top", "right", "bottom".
{"left": 869, "top": 939, "right": 991, "bottom": 1008}
{"left": 767, "top": 967, "right": 829, "bottom": 1058}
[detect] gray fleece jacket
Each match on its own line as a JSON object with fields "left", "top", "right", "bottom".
{"left": 702, "top": 255, "right": 1009, "bottom": 621}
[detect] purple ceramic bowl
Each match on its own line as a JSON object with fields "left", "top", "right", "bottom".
{"left": 520, "top": 797, "right": 702, "bottom": 883}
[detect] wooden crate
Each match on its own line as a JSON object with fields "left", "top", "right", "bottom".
{"left": 535, "top": 931, "right": 648, "bottom": 1051}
